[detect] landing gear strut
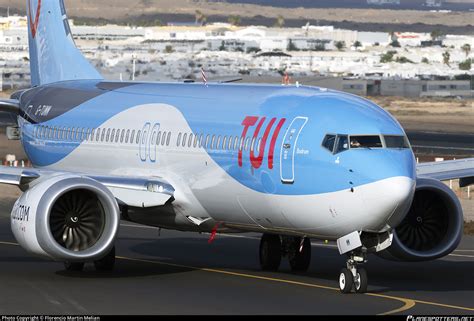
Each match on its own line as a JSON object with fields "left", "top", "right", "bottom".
{"left": 339, "top": 250, "right": 368, "bottom": 294}
{"left": 285, "top": 236, "right": 311, "bottom": 272}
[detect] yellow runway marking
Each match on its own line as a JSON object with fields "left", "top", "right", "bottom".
{"left": 117, "top": 256, "right": 417, "bottom": 315}
{"left": 1, "top": 240, "right": 473, "bottom": 314}
{"left": 370, "top": 294, "right": 416, "bottom": 315}
{"left": 116, "top": 256, "right": 474, "bottom": 314}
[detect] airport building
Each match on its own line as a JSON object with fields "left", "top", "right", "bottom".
{"left": 343, "top": 79, "right": 472, "bottom": 98}
{"left": 0, "top": 15, "right": 472, "bottom": 97}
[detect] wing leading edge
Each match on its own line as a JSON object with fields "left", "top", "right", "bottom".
{"left": 416, "top": 158, "right": 474, "bottom": 186}
{"left": 0, "top": 166, "right": 174, "bottom": 208}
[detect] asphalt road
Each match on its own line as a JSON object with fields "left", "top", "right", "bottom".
{"left": 0, "top": 214, "right": 473, "bottom": 315}
{"left": 407, "top": 131, "right": 474, "bottom": 158}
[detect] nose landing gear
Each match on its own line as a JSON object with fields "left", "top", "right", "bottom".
{"left": 339, "top": 251, "right": 368, "bottom": 294}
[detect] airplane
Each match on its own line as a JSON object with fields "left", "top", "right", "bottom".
{"left": 0, "top": 0, "right": 473, "bottom": 294}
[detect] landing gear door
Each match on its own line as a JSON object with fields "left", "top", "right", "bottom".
{"left": 280, "top": 117, "right": 308, "bottom": 184}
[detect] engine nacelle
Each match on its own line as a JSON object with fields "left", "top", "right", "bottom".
{"left": 11, "top": 174, "right": 120, "bottom": 262}
{"left": 379, "top": 177, "right": 463, "bottom": 262}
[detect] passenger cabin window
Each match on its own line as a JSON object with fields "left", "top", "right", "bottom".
{"left": 136, "top": 131, "right": 141, "bottom": 144}
{"left": 161, "top": 131, "right": 167, "bottom": 146}
{"left": 182, "top": 133, "right": 188, "bottom": 147}
{"left": 211, "top": 135, "right": 216, "bottom": 149}
{"left": 188, "top": 134, "right": 193, "bottom": 147}
{"left": 384, "top": 135, "right": 410, "bottom": 149}
{"left": 350, "top": 135, "right": 382, "bottom": 149}
{"left": 322, "top": 134, "right": 336, "bottom": 153}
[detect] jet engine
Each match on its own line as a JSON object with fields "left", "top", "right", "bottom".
{"left": 11, "top": 174, "right": 119, "bottom": 262}
{"left": 380, "top": 177, "right": 463, "bottom": 261}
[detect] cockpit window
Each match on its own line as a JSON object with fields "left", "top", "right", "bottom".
{"left": 334, "top": 135, "right": 349, "bottom": 154}
{"left": 384, "top": 135, "right": 410, "bottom": 149}
{"left": 349, "top": 135, "right": 382, "bottom": 149}
{"left": 322, "top": 134, "right": 336, "bottom": 153}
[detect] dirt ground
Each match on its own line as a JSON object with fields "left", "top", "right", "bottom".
{"left": 370, "top": 97, "right": 474, "bottom": 134}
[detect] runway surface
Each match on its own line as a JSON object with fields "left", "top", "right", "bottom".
{"left": 0, "top": 212, "right": 473, "bottom": 315}
{"left": 407, "top": 131, "right": 474, "bottom": 158}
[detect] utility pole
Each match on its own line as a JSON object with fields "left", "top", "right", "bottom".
{"left": 132, "top": 54, "right": 137, "bottom": 81}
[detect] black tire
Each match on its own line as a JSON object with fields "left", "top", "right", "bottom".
{"left": 259, "top": 234, "right": 281, "bottom": 271}
{"left": 339, "top": 268, "right": 353, "bottom": 294}
{"left": 94, "top": 246, "right": 116, "bottom": 272}
{"left": 64, "top": 261, "right": 85, "bottom": 272}
{"left": 354, "top": 268, "right": 368, "bottom": 293}
{"left": 289, "top": 237, "right": 311, "bottom": 272}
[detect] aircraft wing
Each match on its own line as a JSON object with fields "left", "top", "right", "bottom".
{"left": 416, "top": 158, "right": 474, "bottom": 186}
{"left": 0, "top": 166, "right": 175, "bottom": 208}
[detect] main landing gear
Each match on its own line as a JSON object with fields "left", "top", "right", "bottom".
{"left": 64, "top": 246, "right": 116, "bottom": 272}
{"left": 259, "top": 233, "right": 311, "bottom": 272}
{"left": 339, "top": 251, "right": 368, "bottom": 294}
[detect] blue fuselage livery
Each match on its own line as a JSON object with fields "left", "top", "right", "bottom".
{"left": 19, "top": 80, "right": 416, "bottom": 197}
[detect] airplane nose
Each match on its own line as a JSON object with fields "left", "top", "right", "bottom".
{"left": 360, "top": 149, "right": 416, "bottom": 232}
{"left": 361, "top": 176, "right": 415, "bottom": 232}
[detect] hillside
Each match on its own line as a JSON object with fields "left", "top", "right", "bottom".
{"left": 0, "top": 0, "right": 473, "bottom": 34}
{"left": 224, "top": 0, "right": 474, "bottom": 11}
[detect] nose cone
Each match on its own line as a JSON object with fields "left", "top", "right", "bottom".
{"left": 354, "top": 150, "right": 416, "bottom": 232}
{"left": 361, "top": 175, "right": 416, "bottom": 233}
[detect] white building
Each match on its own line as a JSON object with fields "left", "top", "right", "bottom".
{"left": 367, "top": 0, "right": 400, "bottom": 5}
{"left": 425, "top": 0, "right": 442, "bottom": 7}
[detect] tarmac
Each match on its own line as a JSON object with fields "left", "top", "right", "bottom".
{"left": 407, "top": 131, "right": 474, "bottom": 158}
{"left": 0, "top": 194, "right": 473, "bottom": 315}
